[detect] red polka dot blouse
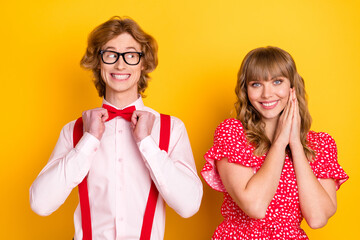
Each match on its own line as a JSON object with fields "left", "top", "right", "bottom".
{"left": 201, "top": 118, "right": 348, "bottom": 239}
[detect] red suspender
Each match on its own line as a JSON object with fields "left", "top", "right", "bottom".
{"left": 73, "top": 114, "right": 171, "bottom": 240}
{"left": 140, "top": 114, "right": 171, "bottom": 240}
{"left": 73, "top": 117, "right": 92, "bottom": 240}
{"left": 158, "top": 114, "right": 171, "bottom": 152}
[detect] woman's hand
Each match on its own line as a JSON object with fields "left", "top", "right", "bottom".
{"left": 289, "top": 89, "right": 302, "bottom": 147}
{"left": 82, "top": 108, "right": 109, "bottom": 140}
{"left": 130, "top": 110, "right": 155, "bottom": 143}
{"left": 273, "top": 88, "right": 295, "bottom": 147}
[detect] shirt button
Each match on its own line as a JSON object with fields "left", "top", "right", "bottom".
{"left": 120, "top": 217, "right": 124, "bottom": 222}
{"left": 118, "top": 158, "right": 122, "bottom": 162}
{"left": 118, "top": 129, "right": 122, "bottom": 133}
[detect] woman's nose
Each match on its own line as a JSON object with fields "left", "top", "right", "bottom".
{"left": 261, "top": 85, "right": 273, "bottom": 98}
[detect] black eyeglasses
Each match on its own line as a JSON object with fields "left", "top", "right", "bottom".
{"left": 99, "top": 50, "right": 143, "bottom": 65}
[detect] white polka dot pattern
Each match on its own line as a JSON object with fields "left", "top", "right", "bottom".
{"left": 201, "top": 118, "right": 349, "bottom": 239}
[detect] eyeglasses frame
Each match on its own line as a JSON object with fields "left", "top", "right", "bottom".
{"left": 99, "top": 50, "right": 143, "bottom": 65}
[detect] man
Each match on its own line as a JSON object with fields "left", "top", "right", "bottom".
{"left": 30, "top": 17, "right": 203, "bottom": 240}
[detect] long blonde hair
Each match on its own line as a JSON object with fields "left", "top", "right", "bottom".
{"left": 234, "top": 46, "right": 315, "bottom": 159}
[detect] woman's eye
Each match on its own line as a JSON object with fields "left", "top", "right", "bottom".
{"left": 274, "top": 79, "right": 282, "bottom": 85}
{"left": 251, "top": 82, "right": 261, "bottom": 87}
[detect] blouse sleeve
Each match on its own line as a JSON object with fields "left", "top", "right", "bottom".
{"left": 309, "top": 132, "right": 349, "bottom": 190}
{"left": 201, "top": 119, "right": 258, "bottom": 192}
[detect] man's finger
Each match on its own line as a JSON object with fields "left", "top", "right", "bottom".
{"left": 131, "top": 111, "right": 139, "bottom": 126}
{"left": 100, "top": 109, "right": 109, "bottom": 122}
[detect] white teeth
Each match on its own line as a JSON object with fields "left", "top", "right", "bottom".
{"left": 262, "top": 101, "right": 277, "bottom": 107}
{"left": 112, "top": 74, "right": 130, "bottom": 80}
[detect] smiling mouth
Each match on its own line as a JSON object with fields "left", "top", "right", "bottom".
{"left": 111, "top": 74, "right": 130, "bottom": 80}
{"left": 260, "top": 100, "right": 279, "bottom": 109}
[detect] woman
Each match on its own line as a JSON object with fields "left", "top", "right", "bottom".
{"left": 201, "top": 46, "right": 348, "bottom": 239}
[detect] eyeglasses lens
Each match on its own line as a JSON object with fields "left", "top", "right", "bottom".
{"left": 102, "top": 51, "right": 141, "bottom": 65}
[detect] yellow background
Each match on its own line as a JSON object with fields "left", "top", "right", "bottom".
{"left": 1, "top": 0, "right": 359, "bottom": 239}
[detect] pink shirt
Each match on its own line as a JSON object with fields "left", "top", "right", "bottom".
{"left": 30, "top": 97, "right": 203, "bottom": 240}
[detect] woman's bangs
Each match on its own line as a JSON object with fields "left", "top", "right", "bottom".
{"left": 246, "top": 52, "right": 290, "bottom": 83}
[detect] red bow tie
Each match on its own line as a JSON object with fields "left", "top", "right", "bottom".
{"left": 102, "top": 104, "right": 136, "bottom": 122}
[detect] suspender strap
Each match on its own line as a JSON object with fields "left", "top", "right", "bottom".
{"left": 73, "top": 117, "right": 92, "bottom": 240}
{"left": 159, "top": 114, "right": 171, "bottom": 152}
{"left": 140, "top": 114, "right": 171, "bottom": 240}
{"left": 73, "top": 114, "right": 171, "bottom": 240}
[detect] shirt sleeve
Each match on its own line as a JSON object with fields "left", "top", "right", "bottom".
{"left": 137, "top": 116, "right": 203, "bottom": 218}
{"left": 201, "top": 118, "right": 257, "bottom": 192}
{"left": 29, "top": 121, "right": 100, "bottom": 216}
{"left": 309, "top": 132, "right": 349, "bottom": 190}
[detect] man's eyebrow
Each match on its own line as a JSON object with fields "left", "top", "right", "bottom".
{"left": 104, "top": 46, "right": 116, "bottom": 50}
{"left": 124, "top": 46, "right": 138, "bottom": 51}
{"left": 103, "top": 46, "right": 139, "bottom": 51}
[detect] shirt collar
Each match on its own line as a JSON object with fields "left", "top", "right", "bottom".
{"left": 102, "top": 96, "right": 145, "bottom": 110}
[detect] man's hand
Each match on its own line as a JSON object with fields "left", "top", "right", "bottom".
{"left": 130, "top": 111, "right": 155, "bottom": 143}
{"left": 82, "top": 108, "right": 109, "bottom": 140}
